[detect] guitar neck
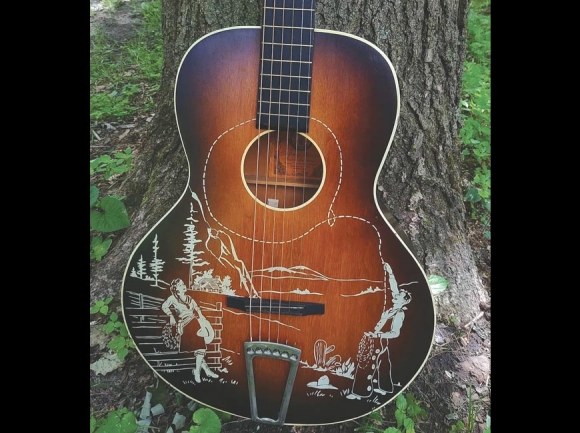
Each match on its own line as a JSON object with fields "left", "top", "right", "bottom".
{"left": 257, "top": 0, "right": 316, "bottom": 133}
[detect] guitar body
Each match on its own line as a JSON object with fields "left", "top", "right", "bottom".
{"left": 122, "top": 27, "right": 435, "bottom": 426}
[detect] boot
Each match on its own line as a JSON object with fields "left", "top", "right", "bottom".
{"left": 201, "top": 359, "right": 218, "bottom": 378}
{"left": 193, "top": 353, "right": 204, "bottom": 383}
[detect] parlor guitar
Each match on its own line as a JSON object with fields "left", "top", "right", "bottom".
{"left": 121, "top": 0, "right": 435, "bottom": 426}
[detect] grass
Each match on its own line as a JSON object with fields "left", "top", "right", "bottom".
{"left": 90, "top": 0, "right": 162, "bottom": 129}
{"left": 90, "top": 1, "right": 162, "bottom": 262}
{"left": 460, "top": 0, "right": 491, "bottom": 237}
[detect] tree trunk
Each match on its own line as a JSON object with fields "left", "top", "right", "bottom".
{"left": 90, "top": 0, "right": 485, "bottom": 334}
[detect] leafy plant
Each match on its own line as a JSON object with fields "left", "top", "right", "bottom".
{"left": 355, "top": 393, "right": 428, "bottom": 433}
{"left": 105, "top": 313, "right": 135, "bottom": 361}
{"left": 91, "top": 235, "right": 114, "bottom": 261}
{"left": 90, "top": 193, "right": 131, "bottom": 232}
{"left": 389, "top": 393, "right": 428, "bottom": 433}
{"left": 188, "top": 407, "right": 222, "bottom": 433}
{"left": 448, "top": 387, "right": 486, "bottom": 433}
{"left": 91, "top": 297, "right": 114, "bottom": 315}
{"left": 90, "top": 185, "right": 131, "bottom": 261}
{"left": 90, "top": 148, "right": 133, "bottom": 261}
{"left": 427, "top": 274, "right": 449, "bottom": 295}
{"left": 90, "top": 407, "right": 138, "bottom": 433}
{"left": 354, "top": 408, "right": 383, "bottom": 432}
{"left": 91, "top": 298, "right": 136, "bottom": 360}
{"left": 460, "top": 1, "right": 491, "bottom": 237}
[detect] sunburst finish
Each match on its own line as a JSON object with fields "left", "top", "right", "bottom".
{"left": 122, "top": 4, "right": 435, "bottom": 426}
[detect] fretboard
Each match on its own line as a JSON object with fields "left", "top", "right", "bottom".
{"left": 257, "top": 0, "right": 315, "bottom": 133}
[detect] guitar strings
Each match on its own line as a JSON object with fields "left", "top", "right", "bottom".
{"left": 260, "top": 0, "right": 282, "bottom": 344}
{"left": 267, "top": 0, "right": 281, "bottom": 344}
{"left": 258, "top": 0, "right": 277, "bottom": 344}
{"left": 273, "top": 0, "right": 289, "bottom": 344}
{"left": 298, "top": 0, "right": 311, "bottom": 320}
{"left": 251, "top": 0, "right": 272, "bottom": 343}
{"left": 276, "top": 0, "right": 298, "bottom": 344}
{"left": 253, "top": 0, "right": 315, "bottom": 345}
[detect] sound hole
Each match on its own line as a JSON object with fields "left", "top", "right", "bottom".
{"left": 243, "top": 131, "right": 324, "bottom": 210}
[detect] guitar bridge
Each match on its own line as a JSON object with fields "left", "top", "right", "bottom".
{"left": 244, "top": 341, "right": 301, "bottom": 425}
{"left": 227, "top": 296, "right": 324, "bottom": 316}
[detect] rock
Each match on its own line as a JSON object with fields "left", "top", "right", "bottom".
{"left": 460, "top": 355, "right": 490, "bottom": 383}
{"left": 90, "top": 352, "right": 124, "bottom": 375}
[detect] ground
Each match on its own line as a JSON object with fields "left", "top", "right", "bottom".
{"left": 90, "top": 2, "right": 491, "bottom": 432}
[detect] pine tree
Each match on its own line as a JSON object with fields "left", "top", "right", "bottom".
{"left": 150, "top": 234, "right": 165, "bottom": 286}
{"left": 176, "top": 202, "right": 209, "bottom": 287}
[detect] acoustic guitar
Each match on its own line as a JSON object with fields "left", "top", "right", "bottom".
{"left": 122, "top": 0, "right": 435, "bottom": 426}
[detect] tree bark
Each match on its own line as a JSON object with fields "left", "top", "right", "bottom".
{"left": 90, "top": 0, "right": 486, "bottom": 328}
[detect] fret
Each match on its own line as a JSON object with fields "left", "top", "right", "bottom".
{"left": 259, "top": 89, "right": 311, "bottom": 106}
{"left": 263, "top": 15, "right": 314, "bottom": 32}
{"left": 259, "top": 87, "right": 311, "bottom": 93}
{"left": 263, "top": 42, "right": 313, "bottom": 48}
{"left": 264, "top": 0, "right": 315, "bottom": 9}
{"left": 261, "top": 59, "right": 312, "bottom": 64}
{"left": 261, "top": 73, "right": 312, "bottom": 79}
{"left": 261, "top": 61, "right": 311, "bottom": 77}
{"left": 259, "top": 76, "right": 311, "bottom": 91}
{"left": 262, "top": 45, "right": 312, "bottom": 63}
{"left": 263, "top": 25, "right": 315, "bottom": 30}
{"left": 259, "top": 86, "right": 311, "bottom": 93}
{"left": 260, "top": 101, "right": 311, "bottom": 107}
{"left": 259, "top": 102, "right": 311, "bottom": 112}
{"left": 264, "top": 7, "right": 314, "bottom": 11}
{"left": 258, "top": 0, "right": 316, "bottom": 132}
{"left": 256, "top": 104, "right": 312, "bottom": 131}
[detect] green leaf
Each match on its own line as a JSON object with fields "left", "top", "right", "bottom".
{"left": 90, "top": 196, "right": 131, "bottom": 232}
{"left": 406, "top": 401, "right": 426, "bottom": 419}
{"left": 119, "top": 324, "right": 129, "bottom": 337}
{"left": 104, "top": 321, "right": 116, "bottom": 334}
{"left": 99, "top": 305, "right": 109, "bottom": 315}
{"left": 396, "top": 393, "right": 407, "bottom": 411}
{"left": 91, "top": 235, "right": 103, "bottom": 248}
{"left": 189, "top": 408, "right": 222, "bottom": 433}
{"left": 403, "top": 417, "right": 415, "bottom": 433}
{"left": 384, "top": 429, "right": 400, "bottom": 433}
{"left": 90, "top": 185, "right": 99, "bottom": 207}
{"left": 96, "top": 408, "right": 137, "bottom": 433}
{"left": 91, "top": 300, "right": 104, "bottom": 314}
{"left": 108, "top": 336, "right": 126, "bottom": 350}
{"left": 394, "top": 408, "right": 405, "bottom": 428}
{"left": 117, "top": 411, "right": 137, "bottom": 433}
{"left": 90, "top": 415, "right": 97, "bottom": 433}
{"left": 464, "top": 188, "right": 481, "bottom": 203}
{"left": 91, "top": 236, "right": 112, "bottom": 261}
{"left": 452, "top": 420, "right": 465, "bottom": 432}
{"left": 117, "top": 347, "right": 129, "bottom": 360}
{"left": 427, "top": 274, "right": 449, "bottom": 295}
{"left": 109, "top": 312, "right": 118, "bottom": 322}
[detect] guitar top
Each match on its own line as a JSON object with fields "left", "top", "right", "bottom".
{"left": 122, "top": 0, "right": 435, "bottom": 426}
